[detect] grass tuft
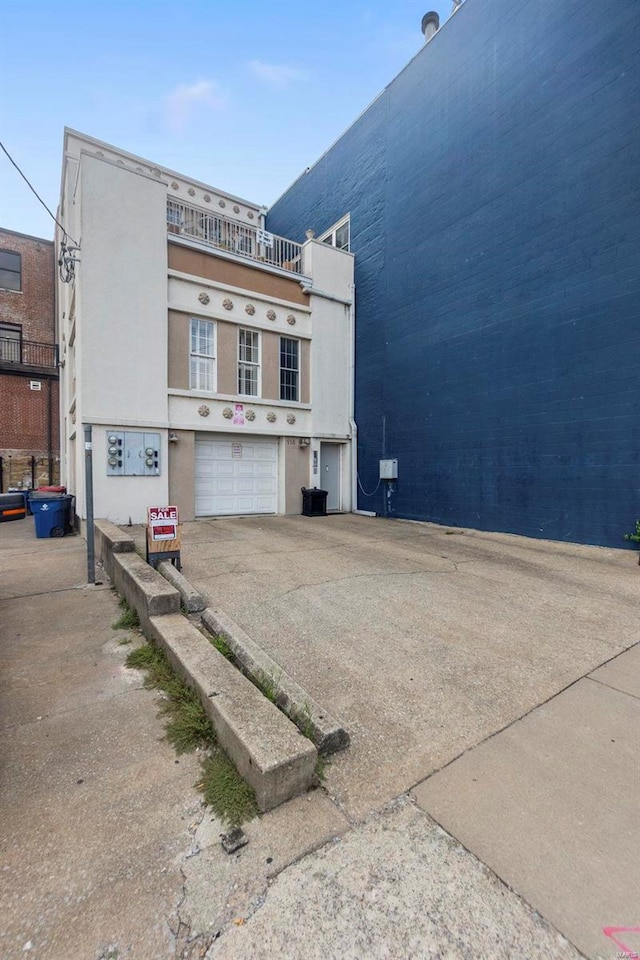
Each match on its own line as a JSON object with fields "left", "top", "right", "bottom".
{"left": 210, "top": 633, "right": 234, "bottom": 661}
{"left": 112, "top": 598, "right": 140, "bottom": 631}
{"left": 256, "top": 669, "right": 281, "bottom": 705}
{"left": 198, "top": 752, "right": 258, "bottom": 826}
{"left": 159, "top": 689, "right": 214, "bottom": 754}
{"left": 126, "top": 643, "right": 213, "bottom": 752}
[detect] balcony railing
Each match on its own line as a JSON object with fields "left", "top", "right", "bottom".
{"left": 0, "top": 338, "right": 58, "bottom": 368}
{"left": 167, "top": 200, "right": 303, "bottom": 274}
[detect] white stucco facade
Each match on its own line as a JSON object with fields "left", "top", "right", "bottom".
{"left": 56, "top": 129, "right": 354, "bottom": 525}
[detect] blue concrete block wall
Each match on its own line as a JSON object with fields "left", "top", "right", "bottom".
{"left": 268, "top": 0, "right": 640, "bottom": 548}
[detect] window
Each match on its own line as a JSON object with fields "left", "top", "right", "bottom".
{"left": 0, "top": 250, "right": 21, "bottom": 291}
{"left": 319, "top": 215, "right": 350, "bottom": 252}
{"left": 238, "top": 329, "right": 260, "bottom": 396}
{"left": 280, "top": 337, "right": 299, "bottom": 402}
{"left": 0, "top": 323, "right": 21, "bottom": 362}
{"left": 166, "top": 201, "right": 182, "bottom": 229}
{"left": 189, "top": 318, "right": 215, "bottom": 391}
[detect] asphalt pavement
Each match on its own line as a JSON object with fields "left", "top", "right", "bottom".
{"left": 1, "top": 515, "right": 637, "bottom": 960}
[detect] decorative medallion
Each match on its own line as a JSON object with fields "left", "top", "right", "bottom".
{"left": 245, "top": 409, "right": 256, "bottom": 422}
{"left": 203, "top": 194, "right": 211, "bottom": 203}
{"left": 286, "top": 314, "right": 296, "bottom": 325}
{"left": 245, "top": 304, "right": 256, "bottom": 316}
{"left": 198, "top": 292, "right": 210, "bottom": 305}
{"left": 96, "top": 151, "right": 104, "bottom": 158}
{"left": 198, "top": 404, "right": 211, "bottom": 418}
{"left": 135, "top": 166, "right": 143, "bottom": 172}
{"left": 171, "top": 181, "right": 179, "bottom": 190}
{"left": 266, "top": 412, "right": 277, "bottom": 423}
{"left": 222, "top": 407, "right": 233, "bottom": 419}
{"left": 188, "top": 187, "right": 196, "bottom": 196}
{"left": 247, "top": 211, "right": 255, "bottom": 220}
{"left": 233, "top": 205, "right": 240, "bottom": 214}
{"left": 116, "top": 159, "right": 125, "bottom": 165}
{"left": 222, "top": 298, "right": 234, "bottom": 311}
{"left": 266, "top": 309, "right": 277, "bottom": 321}
{"left": 152, "top": 168, "right": 161, "bottom": 177}
{"left": 287, "top": 414, "right": 296, "bottom": 425}
{"left": 218, "top": 199, "right": 226, "bottom": 208}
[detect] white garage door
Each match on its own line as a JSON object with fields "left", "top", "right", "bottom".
{"left": 195, "top": 436, "right": 278, "bottom": 516}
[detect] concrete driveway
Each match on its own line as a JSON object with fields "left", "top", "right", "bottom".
{"left": 175, "top": 514, "right": 637, "bottom": 821}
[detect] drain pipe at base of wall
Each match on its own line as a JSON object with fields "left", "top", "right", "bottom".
{"left": 347, "top": 284, "right": 376, "bottom": 518}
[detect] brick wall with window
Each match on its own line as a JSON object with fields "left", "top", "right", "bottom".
{"left": 0, "top": 228, "right": 58, "bottom": 490}
{"left": 0, "top": 229, "right": 54, "bottom": 339}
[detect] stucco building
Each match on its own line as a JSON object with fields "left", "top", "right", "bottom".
{"left": 56, "top": 130, "right": 354, "bottom": 525}
{"left": 0, "top": 228, "right": 58, "bottom": 492}
{"left": 267, "top": 0, "right": 639, "bottom": 549}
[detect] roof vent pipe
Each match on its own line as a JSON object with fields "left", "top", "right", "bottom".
{"left": 421, "top": 11, "right": 440, "bottom": 41}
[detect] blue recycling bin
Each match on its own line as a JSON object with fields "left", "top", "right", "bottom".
{"left": 30, "top": 495, "right": 71, "bottom": 538}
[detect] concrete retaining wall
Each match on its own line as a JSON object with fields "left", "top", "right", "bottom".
{"left": 147, "top": 614, "right": 316, "bottom": 811}
{"left": 94, "top": 519, "right": 136, "bottom": 581}
{"left": 97, "top": 520, "right": 317, "bottom": 810}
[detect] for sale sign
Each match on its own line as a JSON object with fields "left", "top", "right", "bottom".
{"left": 147, "top": 505, "right": 180, "bottom": 555}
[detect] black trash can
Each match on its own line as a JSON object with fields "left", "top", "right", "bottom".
{"left": 301, "top": 486, "right": 328, "bottom": 517}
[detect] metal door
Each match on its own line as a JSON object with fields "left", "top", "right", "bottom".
{"left": 320, "top": 443, "right": 341, "bottom": 511}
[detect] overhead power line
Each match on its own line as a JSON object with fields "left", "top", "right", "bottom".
{"left": 0, "top": 139, "right": 78, "bottom": 246}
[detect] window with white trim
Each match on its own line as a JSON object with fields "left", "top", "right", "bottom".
{"left": 280, "top": 337, "right": 299, "bottom": 402}
{"left": 189, "top": 318, "right": 215, "bottom": 392}
{"left": 319, "top": 215, "right": 350, "bottom": 251}
{"left": 238, "top": 328, "right": 260, "bottom": 397}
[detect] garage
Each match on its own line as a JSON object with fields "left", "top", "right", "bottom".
{"left": 195, "top": 435, "right": 278, "bottom": 516}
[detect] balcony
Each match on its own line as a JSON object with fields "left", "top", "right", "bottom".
{"left": 0, "top": 337, "right": 58, "bottom": 375}
{"left": 167, "top": 200, "right": 303, "bottom": 274}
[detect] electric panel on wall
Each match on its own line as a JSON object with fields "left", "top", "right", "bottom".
{"left": 106, "top": 431, "right": 160, "bottom": 476}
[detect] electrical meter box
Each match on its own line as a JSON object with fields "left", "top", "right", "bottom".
{"left": 379, "top": 459, "right": 398, "bottom": 480}
{"left": 106, "top": 431, "right": 161, "bottom": 476}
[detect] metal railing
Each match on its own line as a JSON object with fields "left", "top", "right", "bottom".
{"left": 167, "top": 200, "right": 303, "bottom": 273}
{"left": 0, "top": 338, "right": 58, "bottom": 368}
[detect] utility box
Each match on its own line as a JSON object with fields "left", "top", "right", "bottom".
{"left": 106, "top": 430, "right": 160, "bottom": 476}
{"left": 379, "top": 459, "right": 398, "bottom": 480}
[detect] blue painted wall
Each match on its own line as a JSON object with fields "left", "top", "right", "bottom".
{"left": 268, "top": 0, "right": 640, "bottom": 548}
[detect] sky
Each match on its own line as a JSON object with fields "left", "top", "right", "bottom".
{"left": 0, "top": 0, "right": 455, "bottom": 240}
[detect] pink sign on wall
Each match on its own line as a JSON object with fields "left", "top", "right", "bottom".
{"left": 232, "top": 403, "right": 245, "bottom": 425}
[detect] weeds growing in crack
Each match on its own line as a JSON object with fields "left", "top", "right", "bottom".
{"left": 112, "top": 597, "right": 140, "bottom": 632}
{"left": 126, "top": 643, "right": 213, "bottom": 753}
{"left": 209, "top": 632, "right": 234, "bottom": 662}
{"left": 198, "top": 752, "right": 258, "bottom": 827}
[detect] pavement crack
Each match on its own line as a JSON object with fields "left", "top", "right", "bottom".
{"left": 273, "top": 565, "right": 459, "bottom": 599}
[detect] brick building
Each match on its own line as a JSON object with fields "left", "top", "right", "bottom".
{"left": 0, "top": 228, "right": 59, "bottom": 491}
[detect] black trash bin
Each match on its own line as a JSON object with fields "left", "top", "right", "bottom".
{"left": 301, "top": 486, "right": 328, "bottom": 517}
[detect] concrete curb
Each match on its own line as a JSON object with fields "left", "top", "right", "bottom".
{"left": 158, "top": 560, "right": 206, "bottom": 612}
{"left": 202, "top": 607, "right": 350, "bottom": 756}
{"left": 147, "top": 613, "right": 317, "bottom": 811}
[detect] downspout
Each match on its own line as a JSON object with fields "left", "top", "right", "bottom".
{"left": 47, "top": 378, "right": 53, "bottom": 484}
